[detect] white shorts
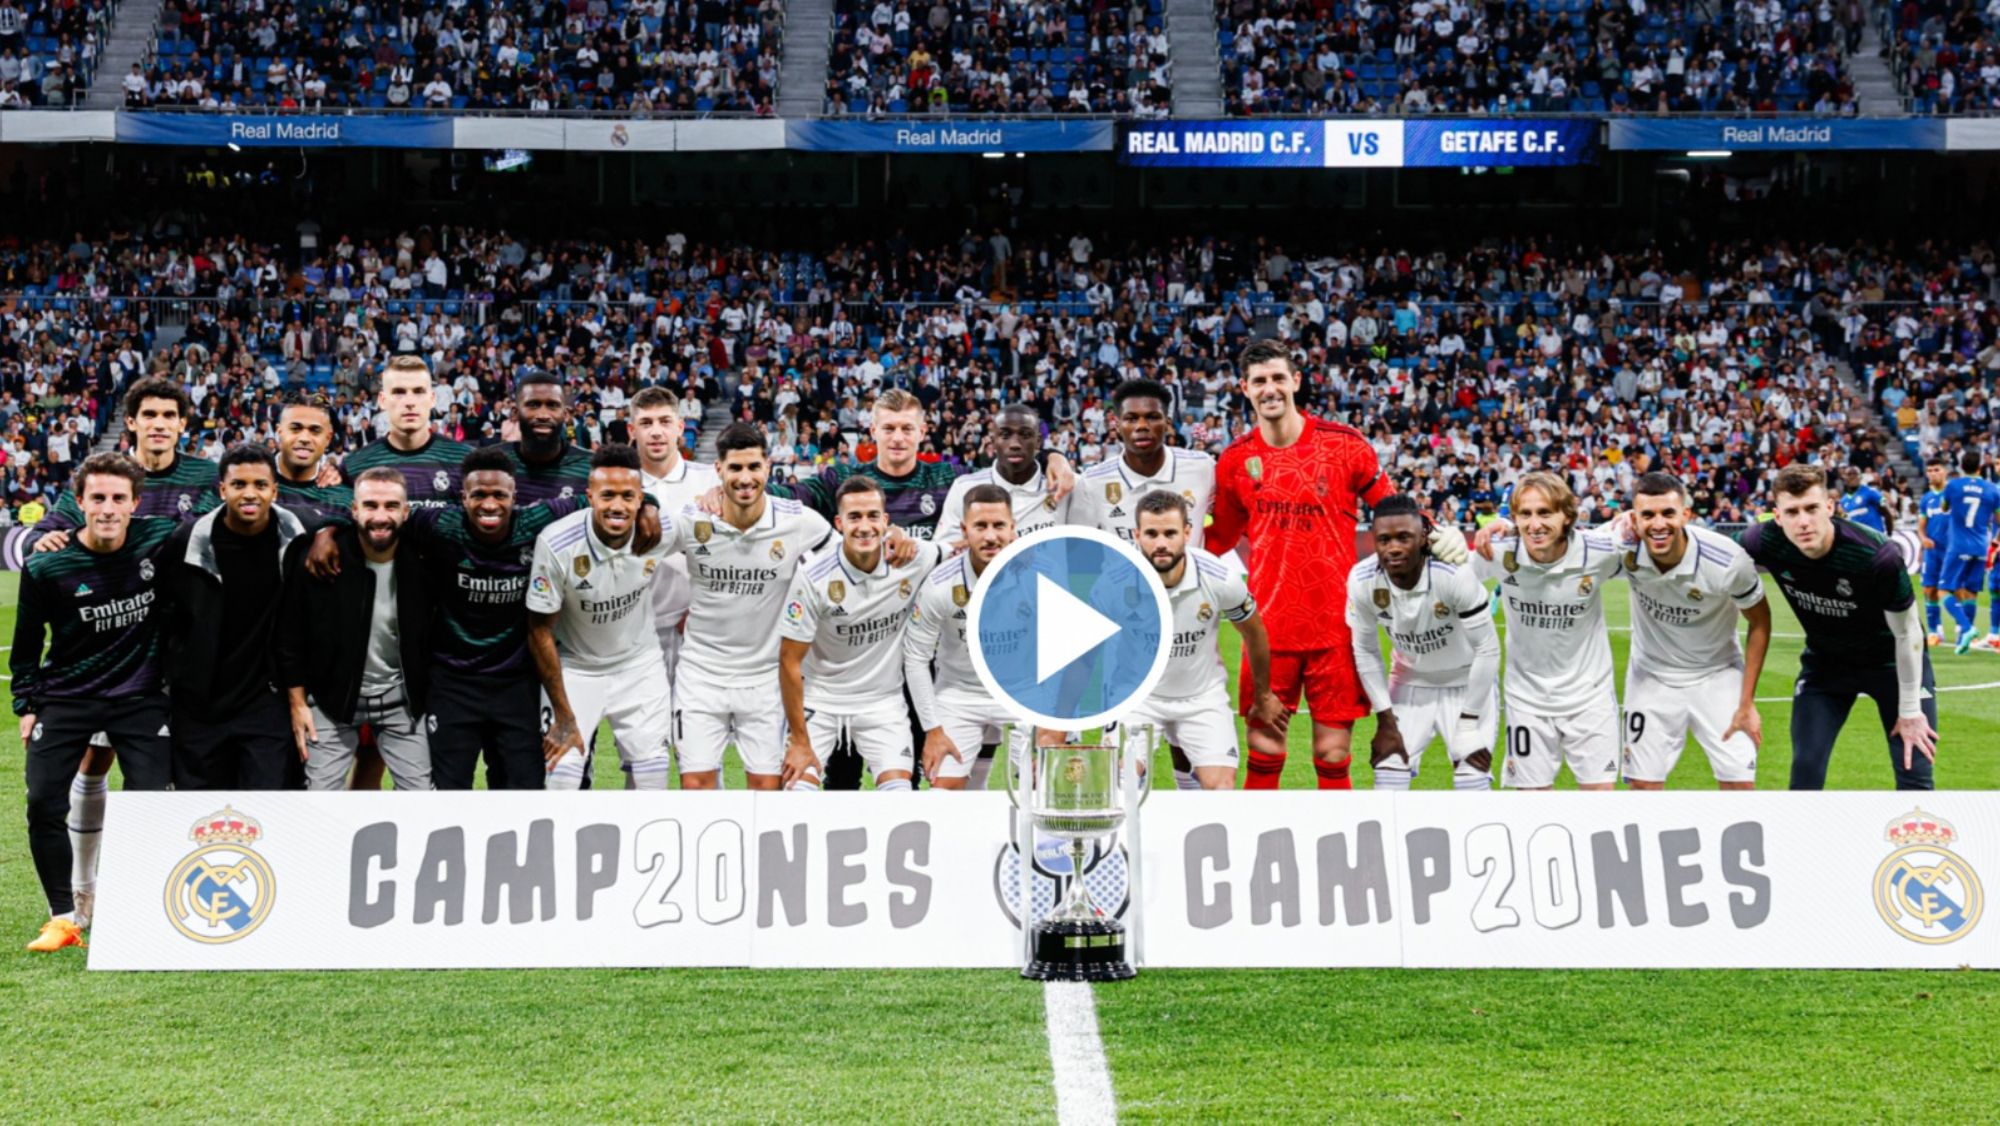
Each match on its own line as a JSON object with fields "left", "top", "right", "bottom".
{"left": 1122, "top": 684, "right": 1241, "bottom": 770}
{"left": 933, "top": 694, "right": 1026, "bottom": 780}
{"left": 542, "top": 660, "right": 674, "bottom": 781}
{"left": 676, "top": 671, "right": 783, "bottom": 776}
{"left": 1622, "top": 666, "right": 1756, "bottom": 784}
{"left": 805, "top": 694, "right": 914, "bottom": 780}
{"left": 1502, "top": 690, "right": 1621, "bottom": 789}
{"left": 1389, "top": 681, "right": 1498, "bottom": 774}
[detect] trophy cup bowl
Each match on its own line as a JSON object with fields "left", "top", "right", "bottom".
{"left": 1022, "top": 739, "right": 1137, "bottom": 982}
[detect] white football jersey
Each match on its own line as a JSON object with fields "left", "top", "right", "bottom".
{"left": 933, "top": 465, "right": 1071, "bottom": 546}
{"left": 643, "top": 458, "right": 720, "bottom": 634}
{"left": 904, "top": 552, "right": 1022, "bottom": 726}
{"left": 1070, "top": 449, "right": 1216, "bottom": 550}
{"left": 779, "top": 541, "right": 944, "bottom": 706}
{"left": 1345, "top": 557, "right": 1492, "bottom": 691}
{"left": 1473, "top": 530, "right": 1624, "bottom": 713}
{"left": 1623, "top": 524, "right": 1765, "bottom": 689}
{"left": 1147, "top": 550, "right": 1254, "bottom": 700}
{"left": 668, "top": 497, "right": 833, "bottom": 684}
{"left": 526, "top": 509, "right": 671, "bottom": 673}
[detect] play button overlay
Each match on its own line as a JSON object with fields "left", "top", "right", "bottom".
{"left": 967, "top": 527, "right": 1172, "bottom": 730}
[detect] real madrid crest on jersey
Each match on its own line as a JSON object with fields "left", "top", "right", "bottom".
{"left": 167, "top": 807, "right": 276, "bottom": 944}
{"left": 1246, "top": 456, "right": 1263, "bottom": 482}
{"left": 1373, "top": 588, "right": 1391, "bottom": 610}
{"left": 643, "top": 558, "right": 658, "bottom": 577}
{"left": 1624, "top": 550, "right": 1639, "bottom": 571}
{"left": 1875, "top": 809, "right": 1982, "bottom": 945}
{"left": 1836, "top": 578, "right": 1854, "bottom": 597}
{"left": 1434, "top": 600, "right": 1450, "bottom": 618}
{"left": 921, "top": 493, "right": 937, "bottom": 517}
{"left": 1197, "top": 601, "right": 1214, "bottom": 622}
{"left": 899, "top": 578, "right": 913, "bottom": 600}
{"left": 519, "top": 546, "right": 533, "bottom": 566}
{"left": 1501, "top": 550, "right": 1519, "bottom": 574}
{"left": 573, "top": 555, "right": 591, "bottom": 579}
{"left": 1043, "top": 494, "right": 1058, "bottom": 511}
{"left": 433, "top": 470, "right": 451, "bottom": 493}
{"left": 952, "top": 583, "right": 970, "bottom": 608}
{"left": 770, "top": 540, "right": 785, "bottom": 561}
{"left": 1105, "top": 482, "right": 1122, "bottom": 505}
{"left": 140, "top": 559, "right": 155, "bottom": 582}
{"left": 178, "top": 493, "right": 193, "bottom": 513}
{"left": 1314, "top": 477, "right": 1329, "bottom": 497}
{"left": 1687, "top": 587, "right": 1703, "bottom": 601}
{"left": 1578, "top": 575, "right": 1594, "bottom": 596}
{"left": 694, "top": 520, "right": 713, "bottom": 544}
{"left": 828, "top": 579, "right": 846, "bottom": 605}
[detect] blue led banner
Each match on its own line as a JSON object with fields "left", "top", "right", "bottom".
{"left": 784, "top": 120, "right": 1113, "bottom": 153}
{"left": 115, "top": 113, "right": 456, "bottom": 148}
{"left": 1607, "top": 118, "right": 1946, "bottom": 151}
{"left": 1119, "top": 120, "right": 1597, "bottom": 168}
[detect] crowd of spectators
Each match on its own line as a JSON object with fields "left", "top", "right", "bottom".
{"left": 1888, "top": 0, "right": 2000, "bottom": 114}
{"left": 1219, "top": 0, "right": 1866, "bottom": 116}
{"left": 0, "top": 0, "right": 114, "bottom": 107}
{"left": 8, "top": 225, "right": 2000, "bottom": 533}
{"left": 125, "top": 0, "right": 782, "bottom": 115}
{"left": 824, "top": 0, "right": 1170, "bottom": 115}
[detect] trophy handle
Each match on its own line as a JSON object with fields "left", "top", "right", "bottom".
{"left": 1003, "top": 724, "right": 1032, "bottom": 810}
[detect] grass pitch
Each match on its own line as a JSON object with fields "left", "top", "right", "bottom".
{"left": 4, "top": 569, "right": 1999, "bottom": 1121}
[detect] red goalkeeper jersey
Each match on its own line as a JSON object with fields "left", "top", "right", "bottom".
{"left": 1209, "top": 416, "right": 1391, "bottom": 652}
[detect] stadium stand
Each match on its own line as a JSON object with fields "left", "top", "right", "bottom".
{"left": 822, "top": 0, "right": 1172, "bottom": 115}
{"left": 7, "top": 227, "right": 1992, "bottom": 529}
{"left": 130, "top": 0, "right": 784, "bottom": 114}
{"left": 1886, "top": 0, "right": 2000, "bottom": 114}
{"left": 1217, "top": 0, "right": 1864, "bottom": 115}
{"left": 0, "top": 0, "right": 115, "bottom": 106}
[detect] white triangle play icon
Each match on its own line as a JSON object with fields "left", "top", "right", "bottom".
{"left": 1035, "top": 574, "right": 1120, "bottom": 684}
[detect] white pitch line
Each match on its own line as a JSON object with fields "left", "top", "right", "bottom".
{"left": 1755, "top": 679, "right": 2000, "bottom": 703}
{"left": 1044, "top": 982, "right": 1117, "bottom": 1126}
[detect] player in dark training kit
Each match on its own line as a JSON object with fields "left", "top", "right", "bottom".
{"left": 1739, "top": 465, "right": 1939, "bottom": 790}
{"left": 340, "top": 355, "right": 472, "bottom": 509}
{"left": 504, "top": 372, "right": 594, "bottom": 505}
{"left": 4, "top": 377, "right": 219, "bottom": 569}
{"left": 13, "top": 454, "right": 178, "bottom": 952}
{"left": 273, "top": 392, "right": 355, "bottom": 520}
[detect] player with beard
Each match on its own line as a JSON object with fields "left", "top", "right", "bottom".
{"left": 1346, "top": 496, "right": 1501, "bottom": 791}
{"left": 933, "top": 403, "right": 1073, "bottom": 545}
{"left": 340, "top": 356, "right": 472, "bottom": 509}
{"left": 1070, "top": 377, "right": 1220, "bottom": 791}
{"left": 14, "top": 454, "right": 178, "bottom": 950}
{"left": 506, "top": 371, "right": 595, "bottom": 505}
{"left": 529, "top": 445, "right": 679, "bottom": 790}
{"left": 275, "top": 469, "right": 433, "bottom": 791}
{"left": 1619, "top": 473, "right": 1771, "bottom": 790}
{"left": 272, "top": 391, "right": 354, "bottom": 520}
{"left": 1208, "top": 338, "right": 1468, "bottom": 790}
{"left": 631, "top": 385, "right": 719, "bottom": 716}
{"left": 1119, "top": 490, "right": 1281, "bottom": 790}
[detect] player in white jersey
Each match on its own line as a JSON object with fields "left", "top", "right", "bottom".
{"left": 1069, "top": 378, "right": 1217, "bottom": 551}
{"left": 778, "top": 477, "right": 945, "bottom": 791}
{"left": 671, "top": 422, "right": 834, "bottom": 790}
{"left": 933, "top": 404, "right": 1072, "bottom": 546}
{"left": 1346, "top": 496, "right": 1502, "bottom": 791}
{"left": 1620, "top": 473, "right": 1772, "bottom": 789}
{"left": 1118, "top": 490, "right": 1280, "bottom": 789}
{"left": 1471, "top": 471, "right": 1625, "bottom": 790}
{"left": 631, "top": 385, "right": 720, "bottom": 706}
{"left": 904, "top": 483, "right": 1043, "bottom": 789}
{"left": 527, "top": 444, "right": 676, "bottom": 790}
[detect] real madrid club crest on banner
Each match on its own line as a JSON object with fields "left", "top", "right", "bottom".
{"left": 1876, "top": 809, "right": 1983, "bottom": 945}
{"left": 165, "top": 807, "right": 276, "bottom": 945}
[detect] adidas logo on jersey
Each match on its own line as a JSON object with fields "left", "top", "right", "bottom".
{"left": 830, "top": 605, "right": 849, "bottom": 616}
{"left": 576, "top": 579, "right": 594, "bottom": 590}
{"left": 1108, "top": 506, "right": 1126, "bottom": 517}
{"left": 693, "top": 545, "right": 711, "bottom": 555}
{"left": 1503, "top": 576, "right": 1521, "bottom": 586}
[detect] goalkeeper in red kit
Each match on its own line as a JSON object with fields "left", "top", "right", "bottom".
{"left": 1208, "top": 338, "right": 1469, "bottom": 789}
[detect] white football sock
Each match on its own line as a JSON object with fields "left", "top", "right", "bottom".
{"left": 546, "top": 750, "right": 588, "bottom": 791}
{"left": 1373, "top": 766, "right": 1414, "bottom": 791}
{"left": 876, "top": 777, "right": 912, "bottom": 792}
{"left": 1453, "top": 764, "right": 1493, "bottom": 791}
{"left": 69, "top": 772, "right": 108, "bottom": 894}
{"left": 967, "top": 753, "right": 996, "bottom": 790}
{"left": 1172, "top": 768, "right": 1201, "bottom": 791}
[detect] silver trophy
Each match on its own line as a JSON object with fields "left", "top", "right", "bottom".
{"left": 1008, "top": 725, "right": 1153, "bottom": 981}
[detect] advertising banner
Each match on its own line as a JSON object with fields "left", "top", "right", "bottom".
{"left": 113, "top": 113, "right": 455, "bottom": 148}
{"left": 785, "top": 119, "right": 1114, "bottom": 153}
{"left": 1607, "top": 117, "right": 1947, "bottom": 151}
{"left": 0, "top": 110, "right": 116, "bottom": 143}
{"left": 1119, "top": 119, "right": 1595, "bottom": 168}
{"left": 91, "top": 792, "right": 1994, "bottom": 970}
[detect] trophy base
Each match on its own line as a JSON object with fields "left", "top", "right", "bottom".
{"left": 1023, "top": 918, "right": 1136, "bottom": 982}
